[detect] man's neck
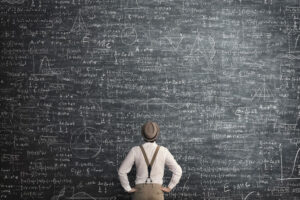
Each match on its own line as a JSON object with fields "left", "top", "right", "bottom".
{"left": 144, "top": 141, "right": 156, "bottom": 143}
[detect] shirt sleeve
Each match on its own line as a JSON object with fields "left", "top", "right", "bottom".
{"left": 165, "top": 148, "right": 182, "bottom": 190}
{"left": 118, "top": 147, "right": 135, "bottom": 192}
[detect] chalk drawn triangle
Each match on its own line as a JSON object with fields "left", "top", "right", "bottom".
{"left": 71, "top": 9, "right": 88, "bottom": 34}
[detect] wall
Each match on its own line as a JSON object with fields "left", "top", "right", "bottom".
{"left": 0, "top": 0, "right": 300, "bottom": 199}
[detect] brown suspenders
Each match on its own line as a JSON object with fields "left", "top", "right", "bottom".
{"left": 139, "top": 145, "right": 160, "bottom": 183}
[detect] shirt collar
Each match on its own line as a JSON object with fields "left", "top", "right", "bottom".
{"left": 144, "top": 141, "right": 157, "bottom": 146}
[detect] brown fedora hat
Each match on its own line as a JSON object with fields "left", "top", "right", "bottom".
{"left": 141, "top": 121, "right": 160, "bottom": 142}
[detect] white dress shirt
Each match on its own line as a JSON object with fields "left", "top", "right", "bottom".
{"left": 118, "top": 142, "right": 182, "bottom": 192}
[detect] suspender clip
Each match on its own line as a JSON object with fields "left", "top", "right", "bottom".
{"left": 140, "top": 145, "right": 160, "bottom": 184}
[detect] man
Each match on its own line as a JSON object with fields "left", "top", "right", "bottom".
{"left": 118, "top": 121, "right": 182, "bottom": 200}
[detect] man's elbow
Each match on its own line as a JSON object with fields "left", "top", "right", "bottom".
{"left": 117, "top": 168, "right": 126, "bottom": 177}
{"left": 177, "top": 165, "right": 183, "bottom": 177}
{"left": 172, "top": 164, "right": 182, "bottom": 177}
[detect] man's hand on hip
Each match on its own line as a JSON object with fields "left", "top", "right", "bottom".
{"left": 161, "top": 187, "right": 171, "bottom": 193}
{"left": 128, "top": 188, "right": 137, "bottom": 193}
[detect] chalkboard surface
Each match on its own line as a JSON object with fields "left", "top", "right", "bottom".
{"left": 1, "top": 0, "right": 300, "bottom": 199}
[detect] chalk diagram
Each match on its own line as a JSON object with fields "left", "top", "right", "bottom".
{"left": 235, "top": 78, "right": 278, "bottom": 123}
{"left": 188, "top": 32, "right": 216, "bottom": 68}
{"left": 293, "top": 32, "right": 300, "bottom": 50}
{"left": 288, "top": 30, "right": 300, "bottom": 58}
{"left": 70, "top": 127, "right": 102, "bottom": 159}
{"left": 1, "top": 0, "right": 25, "bottom": 4}
{"left": 71, "top": 9, "right": 89, "bottom": 34}
{"left": 163, "top": 34, "right": 184, "bottom": 52}
{"left": 39, "top": 56, "right": 52, "bottom": 74}
{"left": 51, "top": 187, "right": 97, "bottom": 200}
{"left": 124, "top": 0, "right": 139, "bottom": 9}
{"left": 251, "top": 80, "right": 275, "bottom": 103}
{"left": 277, "top": 144, "right": 300, "bottom": 181}
{"left": 51, "top": 187, "right": 66, "bottom": 200}
{"left": 38, "top": 56, "right": 63, "bottom": 77}
{"left": 243, "top": 191, "right": 260, "bottom": 200}
{"left": 121, "top": 27, "right": 137, "bottom": 45}
{"left": 28, "top": 40, "right": 36, "bottom": 73}
{"left": 69, "top": 192, "right": 96, "bottom": 200}
{"left": 286, "top": 13, "right": 300, "bottom": 59}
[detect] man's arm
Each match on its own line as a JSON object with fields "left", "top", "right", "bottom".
{"left": 165, "top": 149, "right": 182, "bottom": 190}
{"left": 118, "top": 147, "right": 135, "bottom": 192}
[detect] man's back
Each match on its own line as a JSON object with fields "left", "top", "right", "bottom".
{"left": 118, "top": 142, "right": 182, "bottom": 189}
{"left": 118, "top": 121, "right": 182, "bottom": 200}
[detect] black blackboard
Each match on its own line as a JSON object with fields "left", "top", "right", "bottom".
{"left": 1, "top": 0, "right": 300, "bottom": 199}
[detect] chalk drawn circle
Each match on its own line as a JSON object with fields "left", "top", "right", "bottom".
{"left": 70, "top": 127, "right": 102, "bottom": 159}
{"left": 121, "top": 27, "right": 137, "bottom": 45}
{"left": 244, "top": 191, "right": 260, "bottom": 200}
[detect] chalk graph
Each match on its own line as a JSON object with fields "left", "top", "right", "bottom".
{"left": 278, "top": 144, "right": 300, "bottom": 181}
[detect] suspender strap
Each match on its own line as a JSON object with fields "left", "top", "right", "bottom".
{"left": 140, "top": 145, "right": 150, "bottom": 166}
{"left": 151, "top": 146, "right": 160, "bottom": 166}
{"left": 139, "top": 145, "right": 160, "bottom": 183}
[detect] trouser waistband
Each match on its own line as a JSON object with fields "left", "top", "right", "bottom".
{"left": 135, "top": 183, "right": 162, "bottom": 187}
